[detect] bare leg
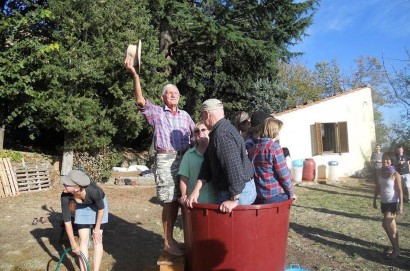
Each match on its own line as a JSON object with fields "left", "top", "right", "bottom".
{"left": 163, "top": 201, "right": 183, "bottom": 255}
{"left": 78, "top": 228, "right": 90, "bottom": 271}
{"left": 382, "top": 212, "right": 400, "bottom": 258}
{"left": 93, "top": 230, "right": 104, "bottom": 271}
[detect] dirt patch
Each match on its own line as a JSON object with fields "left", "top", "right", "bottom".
{"left": 0, "top": 179, "right": 408, "bottom": 271}
{"left": 0, "top": 184, "right": 173, "bottom": 271}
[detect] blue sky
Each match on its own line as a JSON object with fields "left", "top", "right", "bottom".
{"left": 292, "top": 0, "right": 410, "bottom": 125}
{"left": 293, "top": 0, "right": 409, "bottom": 69}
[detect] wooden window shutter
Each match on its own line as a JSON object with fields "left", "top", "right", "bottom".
{"left": 315, "top": 122, "right": 323, "bottom": 155}
{"left": 338, "top": 122, "right": 349, "bottom": 153}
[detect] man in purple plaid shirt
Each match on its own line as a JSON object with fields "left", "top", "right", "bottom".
{"left": 249, "top": 117, "right": 296, "bottom": 204}
{"left": 125, "top": 56, "right": 194, "bottom": 256}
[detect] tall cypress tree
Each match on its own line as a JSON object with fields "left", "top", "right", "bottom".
{"left": 147, "top": 0, "right": 319, "bottom": 118}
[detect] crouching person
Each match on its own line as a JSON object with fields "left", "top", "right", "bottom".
{"left": 61, "top": 170, "right": 108, "bottom": 271}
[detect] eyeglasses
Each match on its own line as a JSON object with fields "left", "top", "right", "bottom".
{"left": 194, "top": 128, "right": 207, "bottom": 134}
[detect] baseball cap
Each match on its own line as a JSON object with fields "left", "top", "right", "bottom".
{"left": 251, "top": 110, "right": 272, "bottom": 127}
{"left": 201, "top": 99, "right": 224, "bottom": 111}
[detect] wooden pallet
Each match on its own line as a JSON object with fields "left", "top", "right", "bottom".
{"left": 15, "top": 165, "right": 51, "bottom": 193}
{"left": 0, "top": 158, "right": 19, "bottom": 197}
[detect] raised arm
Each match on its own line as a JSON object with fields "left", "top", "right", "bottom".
{"left": 124, "top": 55, "right": 146, "bottom": 107}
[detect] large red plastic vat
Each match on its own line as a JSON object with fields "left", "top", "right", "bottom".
{"left": 181, "top": 199, "right": 293, "bottom": 271}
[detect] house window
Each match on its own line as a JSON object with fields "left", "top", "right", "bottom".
{"left": 315, "top": 122, "right": 349, "bottom": 154}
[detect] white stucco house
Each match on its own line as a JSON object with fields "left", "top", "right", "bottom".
{"left": 275, "top": 86, "right": 376, "bottom": 179}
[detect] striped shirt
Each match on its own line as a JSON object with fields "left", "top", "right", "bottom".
{"left": 140, "top": 99, "right": 194, "bottom": 151}
{"left": 250, "top": 138, "right": 294, "bottom": 200}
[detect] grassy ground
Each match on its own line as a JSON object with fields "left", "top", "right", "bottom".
{"left": 286, "top": 178, "right": 409, "bottom": 270}
{"left": 0, "top": 177, "right": 408, "bottom": 271}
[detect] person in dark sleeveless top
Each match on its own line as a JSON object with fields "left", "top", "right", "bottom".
{"left": 61, "top": 170, "right": 108, "bottom": 271}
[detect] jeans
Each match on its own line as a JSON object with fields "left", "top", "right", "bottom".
{"left": 217, "top": 179, "right": 257, "bottom": 205}
{"left": 254, "top": 193, "right": 289, "bottom": 204}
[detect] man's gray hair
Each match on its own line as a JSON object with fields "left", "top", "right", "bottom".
{"left": 161, "top": 83, "right": 179, "bottom": 96}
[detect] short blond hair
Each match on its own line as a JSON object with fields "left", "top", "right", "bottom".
{"left": 260, "top": 117, "right": 283, "bottom": 139}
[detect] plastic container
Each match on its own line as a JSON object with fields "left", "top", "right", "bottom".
{"left": 286, "top": 264, "right": 310, "bottom": 271}
{"left": 328, "top": 161, "right": 339, "bottom": 181}
{"left": 292, "top": 159, "right": 304, "bottom": 182}
{"left": 302, "top": 158, "right": 316, "bottom": 181}
{"left": 182, "top": 199, "right": 293, "bottom": 271}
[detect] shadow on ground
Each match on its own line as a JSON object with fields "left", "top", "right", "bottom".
{"left": 290, "top": 222, "right": 410, "bottom": 270}
{"left": 30, "top": 205, "right": 162, "bottom": 271}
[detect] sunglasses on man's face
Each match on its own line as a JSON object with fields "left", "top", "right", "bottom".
{"left": 194, "top": 128, "right": 207, "bottom": 134}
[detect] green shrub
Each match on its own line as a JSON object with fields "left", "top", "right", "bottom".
{"left": 0, "top": 150, "right": 23, "bottom": 162}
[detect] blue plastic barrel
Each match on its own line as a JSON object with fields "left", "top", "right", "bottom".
{"left": 328, "top": 161, "right": 339, "bottom": 166}
{"left": 286, "top": 264, "right": 310, "bottom": 271}
{"left": 292, "top": 159, "right": 304, "bottom": 168}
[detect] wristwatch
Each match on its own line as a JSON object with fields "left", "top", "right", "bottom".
{"left": 231, "top": 195, "right": 240, "bottom": 201}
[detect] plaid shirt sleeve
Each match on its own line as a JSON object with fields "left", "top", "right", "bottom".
{"left": 272, "top": 144, "right": 293, "bottom": 196}
{"left": 140, "top": 99, "right": 160, "bottom": 126}
{"left": 252, "top": 139, "right": 294, "bottom": 199}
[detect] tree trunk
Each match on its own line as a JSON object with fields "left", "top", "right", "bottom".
{"left": 61, "top": 151, "right": 74, "bottom": 175}
{"left": 0, "top": 124, "right": 5, "bottom": 150}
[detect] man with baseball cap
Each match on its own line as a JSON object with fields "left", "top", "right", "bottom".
{"left": 186, "top": 99, "right": 257, "bottom": 213}
{"left": 125, "top": 55, "right": 194, "bottom": 256}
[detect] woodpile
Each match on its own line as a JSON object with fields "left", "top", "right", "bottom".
{"left": 0, "top": 158, "right": 19, "bottom": 197}
{"left": 15, "top": 164, "right": 51, "bottom": 193}
{"left": 0, "top": 157, "right": 52, "bottom": 196}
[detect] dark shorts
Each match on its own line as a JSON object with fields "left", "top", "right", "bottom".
{"left": 381, "top": 202, "right": 400, "bottom": 214}
{"left": 76, "top": 224, "right": 105, "bottom": 230}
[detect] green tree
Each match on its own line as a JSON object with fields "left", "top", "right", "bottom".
{"left": 250, "top": 78, "right": 289, "bottom": 114}
{"left": 314, "top": 59, "right": 343, "bottom": 97}
{"left": 278, "top": 61, "right": 323, "bottom": 108}
{"left": 33, "top": 0, "right": 166, "bottom": 151}
{"left": 1, "top": 0, "right": 319, "bottom": 152}
{"left": 147, "top": 0, "right": 319, "bottom": 118}
{"left": 0, "top": 0, "right": 54, "bottom": 149}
